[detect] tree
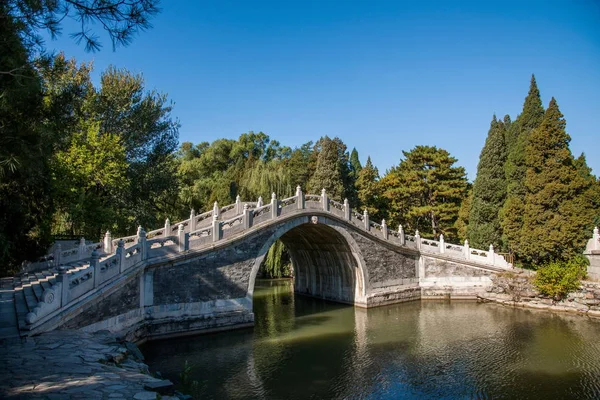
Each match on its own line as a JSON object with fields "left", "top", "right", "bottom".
{"left": 468, "top": 115, "right": 508, "bottom": 250}
{"left": 455, "top": 187, "right": 472, "bottom": 242}
{"left": 308, "top": 136, "right": 345, "bottom": 199}
{"left": 520, "top": 98, "right": 595, "bottom": 264}
{"left": 6, "top": 0, "right": 159, "bottom": 54}
{"left": 380, "top": 146, "right": 468, "bottom": 240}
{"left": 356, "top": 156, "right": 382, "bottom": 221}
{"left": 500, "top": 75, "right": 545, "bottom": 255}
{"left": 0, "top": 5, "right": 53, "bottom": 274}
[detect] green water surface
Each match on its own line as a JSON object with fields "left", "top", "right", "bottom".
{"left": 142, "top": 279, "right": 600, "bottom": 399}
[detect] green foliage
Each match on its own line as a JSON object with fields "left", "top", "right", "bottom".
{"left": 52, "top": 122, "right": 128, "bottom": 238}
{"left": 468, "top": 115, "right": 508, "bottom": 250}
{"left": 533, "top": 257, "right": 587, "bottom": 300}
{"left": 308, "top": 136, "right": 346, "bottom": 200}
{"left": 520, "top": 98, "right": 593, "bottom": 264}
{"left": 380, "top": 146, "right": 468, "bottom": 240}
{"left": 262, "top": 240, "right": 292, "bottom": 279}
{"left": 356, "top": 156, "right": 383, "bottom": 221}
{"left": 501, "top": 75, "right": 545, "bottom": 254}
{"left": 455, "top": 186, "right": 472, "bottom": 242}
{"left": 0, "top": 7, "right": 53, "bottom": 274}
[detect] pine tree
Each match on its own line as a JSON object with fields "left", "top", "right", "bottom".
{"left": 455, "top": 187, "right": 472, "bottom": 242}
{"left": 520, "top": 98, "right": 592, "bottom": 264}
{"left": 468, "top": 115, "right": 508, "bottom": 250}
{"left": 380, "top": 146, "right": 468, "bottom": 239}
{"left": 500, "top": 75, "right": 545, "bottom": 256}
{"left": 308, "top": 136, "right": 345, "bottom": 199}
{"left": 356, "top": 156, "right": 382, "bottom": 220}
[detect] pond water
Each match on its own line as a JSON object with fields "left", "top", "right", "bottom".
{"left": 142, "top": 279, "right": 600, "bottom": 399}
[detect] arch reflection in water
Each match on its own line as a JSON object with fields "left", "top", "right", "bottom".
{"left": 142, "top": 280, "right": 600, "bottom": 400}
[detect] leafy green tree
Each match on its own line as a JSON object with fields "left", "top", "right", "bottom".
{"left": 262, "top": 240, "right": 292, "bottom": 278}
{"left": 350, "top": 148, "right": 362, "bottom": 178}
{"left": 380, "top": 146, "right": 468, "bottom": 240}
{"left": 455, "top": 187, "right": 472, "bottom": 242}
{"left": 52, "top": 123, "right": 128, "bottom": 238}
{"left": 468, "top": 115, "right": 508, "bottom": 250}
{"left": 308, "top": 136, "right": 345, "bottom": 199}
{"left": 0, "top": 5, "right": 53, "bottom": 274}
{"left": 356, "top": 156, "right": 383, "bottom": 221}
{"left": 520, "top": 98, "right": 595, "bottom": 264}
{"left": 287, "top": 141, "right": 314, "bottom": 189}
{"left": 501, "top": 75, "right": 545, "bottom": 255}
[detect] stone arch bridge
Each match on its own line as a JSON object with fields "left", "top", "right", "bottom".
{"left": 15, "top": 188, "right": 512, "bottom": 340}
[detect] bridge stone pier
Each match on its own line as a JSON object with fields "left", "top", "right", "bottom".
{"left": 16, "top": 188, "right": 512, "bottom": 341}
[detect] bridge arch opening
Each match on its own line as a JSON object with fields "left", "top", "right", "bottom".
{"left": 249, "top": 219, "right": 368, "bottom": 306}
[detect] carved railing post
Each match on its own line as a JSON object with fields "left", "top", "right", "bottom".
{"left": 363, "top": 209, "right": 369, "bottom": 231}
{"left": 178, "top": 224, "right": 186, "bottom": 252}
{"left": 344, "top": 198, "right": 350, "bottom": 220}
{"left": 212, "top": 215, "right": 221, "bottom": 242}
{"left": 164, "top": 218, "right": 171, "bottom": 237}
{"left": 243, "top": 204, "right": 253, "bottom": 229}
{"left": 53, "top": 243, "right": 62, "bottom": 267}
{"left": 138, "top": 227, "right": 147, "bottom": 261}
{"left": 236, "top": 195, "right": 242, "bottom": 215}
{"left": 91, "top": 250, "right": 100, "bottom": 288}
{"left": 189, "top": 209, "right": 196, "bottom": 232}
{"left": 296, "top": 186, "right": 304, "bottom": 210}
{"left": 464, "top": 240, "right": 470, "bottom": 260}
{"left": 117, "top": 239, "right": 125, "bottom": 273}
{"left": 57, "top": 267, "right": 69, "bottom": 307}
{"left": 213, "top": 201, "right": 220, "bottom": 220}
{"left": 271, "top": 193, "right": 278, "bottom": 219}
{"left": 103, "top": 231, "right": 112, "bottom": 254}
{"left": 415, "top": 230, "right": 421, "bottom": 250}
{"left": 439, "top": 234, "right": 445, "bottom": 254}
{"left": 321, "top": 188, "right": 329, "bottom": 211}
{"left": 488, "top": 244, "right": 495, "bottom": 264}
{"left": 381, "top": 219, "right": 388, "bottom": 240}
{"left": 593, "top": 227, "right": 600, "bottom": 250}
{"left": 257, "top": 196, "right": 263, "bottom": 208}
{"left": 399, "top": 225, "right": 405, "bottom": 245}
{"left": 78, "top": 237, "right": 86, "bottom": 258}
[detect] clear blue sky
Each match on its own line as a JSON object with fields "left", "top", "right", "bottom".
{"left": 42, "top": 0, "right": 600, "bottom": 181}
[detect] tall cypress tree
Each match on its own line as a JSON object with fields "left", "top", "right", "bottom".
{"left": 468, "top": 115, "right": 508, "bottom": 250}
{"left": 520, "top": 98, "right": 592, "bottom": 264}
{"left": 308, "top": 136, "right": 345, "bottom": 199}
{"left": 500, "top": 75, "right": 545, "bottom": 256}
{"left": 356, "top": 156, "right": 382, "bottom": 220}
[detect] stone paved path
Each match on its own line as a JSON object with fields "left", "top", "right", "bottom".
{"left": 0, "top": 330, "right": 185, "bottom": 400}
{"left": 0, "top": 277, "right": 19, "bottom": 340}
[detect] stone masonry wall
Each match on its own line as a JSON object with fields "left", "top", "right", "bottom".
{"left": 480, "top": 269, "right": 600, "bottom": 318}
{"left": 59, "top": 274, "right": 141, "bottom": 330}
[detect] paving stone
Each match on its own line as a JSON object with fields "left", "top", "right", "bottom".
{"left": 133, "top": 391, "right": 158, "bottom": 400}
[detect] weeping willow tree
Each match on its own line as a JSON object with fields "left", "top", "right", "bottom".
{"left": 239, "top": 159, "right": 294, "bottom": 200}
{"left": 261, "top": 240, "right": 292, "bottom": 278}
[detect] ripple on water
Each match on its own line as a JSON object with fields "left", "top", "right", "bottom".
{"left": 141, "top": 282, "right": 600, "bottom": 400}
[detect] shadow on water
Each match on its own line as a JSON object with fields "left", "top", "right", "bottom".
{"left": 142, "top": 280, "right": 600, "bottom": 400}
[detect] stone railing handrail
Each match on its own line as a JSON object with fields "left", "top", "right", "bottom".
{"left": 23, "top": 186, "right": 514, "bottom": 328}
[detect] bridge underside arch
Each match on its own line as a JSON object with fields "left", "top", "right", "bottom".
{"left": 278, "top": 222, "right": 363, "bottom": 305}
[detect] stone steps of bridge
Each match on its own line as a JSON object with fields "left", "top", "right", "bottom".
{"left": 0, "top": 277, "right": 19, "bottom": 340}
{"left": 9, "top": 263, "right": 91, "bottom": 335}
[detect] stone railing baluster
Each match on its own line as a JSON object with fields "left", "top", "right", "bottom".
{"left": 415, "top": 230, "right": 421, "bottom": 250}
{"left": 243, "top": 204, "right": 253, "bottom": 229}
{"left": 321, "top": 188, "right": 329, "bottom": 211}
{"left": 189, "top": 209, "right": 196, "bottom": 232}
{"left": 271, "top": 193, "right": 278, "bottom": 219}
{"left": 382, "top": 219, "right": 388, "bottom": 240}
{"left": 296, "top": 186, "right": 304, "bottom": 210}
{"left": 439, "top": 234, "right": 445, "bottom": 254}
{"left": 399, "top": 225, "right": 405, "bottom": 245}
{"left": 103, "top": 231, "right": 112, "bottom": 254}
{"left": 344, "top": 198, "right": 350, "bottom": 220}
{"left": 363, "top": 209, "right": 369, "bottom": 231}
{"left": 464, "top": 240, "right": 470, "bottom": 260}
{"left": 212, "top": 215, "right": 221, "bottom": 242}
{"left": 117, "top": 239, "right": 125, "bottom": 273}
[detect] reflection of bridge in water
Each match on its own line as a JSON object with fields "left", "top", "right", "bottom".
{"left": 12, "top": 187, "right": 512, "bottom": 340}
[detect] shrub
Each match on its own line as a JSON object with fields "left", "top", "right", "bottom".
{"left": 533, "top": 256, "right": 588, "bottom": 300}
